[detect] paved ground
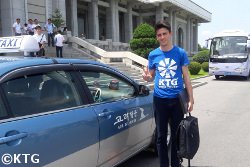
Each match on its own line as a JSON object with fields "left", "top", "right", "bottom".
{"left": 118, "top": 75, "right": 250, "bottom": 167}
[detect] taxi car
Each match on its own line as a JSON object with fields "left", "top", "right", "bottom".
{"left": 0, "top": 36, "right": 157, "bottom": 167}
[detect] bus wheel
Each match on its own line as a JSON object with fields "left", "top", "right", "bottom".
{"left": 215, "top": 75, "right": 220, "bottom": 79}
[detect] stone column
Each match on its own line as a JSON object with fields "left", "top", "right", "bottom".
{"left": 1, "top": 0, "right": 25, "bottom": 36}
{"left": 124, "top": 2, "right": 133, "bottom": 43}
{"left": 193, "top": 20, "right": 198, "bottom": 53}
{"left": 138, "top": 15, "right": 143, "bottom": 25}
{"left": 186, "top": 17, "right": 191, "bottom": 55}
{"left": 71, "top": 0, "right": 78, "bottom": 36}
{"left": 106, "top": 6, "right": 112, "bottom": 39}
{"left": 155, "top": 3, "right": 164, "bottom": 22}
{"left": 108, "top": 0, "right": 119, "bottom": 42}
{"left": 170, "top": 10, "right": 176, "bottom": 45}
{"left": 88, "top": 0, "right": 99, "bottom": 39}
{"left": 190, "top": 19, "right": 194, "bottom": 55}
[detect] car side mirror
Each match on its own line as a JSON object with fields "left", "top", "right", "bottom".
{"left": 138, "top": 85, "right": 150, "bottom": 96}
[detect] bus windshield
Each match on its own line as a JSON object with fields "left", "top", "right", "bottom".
{"left": 210, "top": 36, "right": 248, "bottom": 58}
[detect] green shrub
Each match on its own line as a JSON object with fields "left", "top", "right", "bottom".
{"left": 201, "top": 62, "right": 209, "bottom": 72}
{"left": 130, "top": 38, "right": 158, "bottom": 50}
{"left": 192, "top": 50, "right": 209, "bottom": 64}
{"left": 130, "top": 23, "right": 158, "bottom": 58}
{"left": 132, "top": 23, "right": 156, "bottom": 38}
{"left": 189, "top": 62, "right": 201, "bottom": 75}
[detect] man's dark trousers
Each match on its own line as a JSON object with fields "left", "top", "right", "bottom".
{"left": 56, "top": 46, "right": 63, "bottom": 58}
{"left": 154, "top": 96, "right": 184, "bottom": 167}
{"left": 48, "top": 33, "right": 54, "bottom": 47}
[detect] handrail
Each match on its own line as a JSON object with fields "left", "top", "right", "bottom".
{"left": 68, "top": 36, "right": 148, "bottom": 67}
{"left": 103, "top": 51, "right": 148, "bottom": 67}
{"left": 68, "top": 36, "right": 107, "bottom": 56}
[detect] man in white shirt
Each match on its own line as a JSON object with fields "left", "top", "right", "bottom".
{"left": 33, "top": 25, "right": 47, "bottom": 56}
{"left": 32, "top": 19, "right": 40, "bottom": 34}
{"left": 44, "top": 18, "right": 56, "bottom": 47}
{"left": 27, "top": 19, "right": 34, "bottom": 35}
{"left": 12, "top": 18, "right": 23, "bottom": 36}
{"left": 54, "top": 30, "right": 65, "bottom": 58}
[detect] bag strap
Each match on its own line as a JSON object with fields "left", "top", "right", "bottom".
{"left": 184, "top": 112, "right": 191, "bottom": 118}
{"left": 39, "top": 34, "right": 44, "bottom": 43}
{"left": 188, "top": 159, "right": 191, "bottom": 167}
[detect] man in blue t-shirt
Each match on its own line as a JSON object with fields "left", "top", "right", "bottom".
{"left": 143, "top": 20, "right": 194, "bottom": 167}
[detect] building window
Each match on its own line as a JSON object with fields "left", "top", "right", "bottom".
{"left": 178, "top": 27, "right": 184, "bottom": 48}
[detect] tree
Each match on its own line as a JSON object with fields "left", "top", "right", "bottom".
{"left": 51, "top": 9, "right": 64, "bottom": 29}
{"left": 198, "top": 43, "right": 208, "bottom": 51}
{"left": 129, "top": 23, "right": 158, "bottom": 59}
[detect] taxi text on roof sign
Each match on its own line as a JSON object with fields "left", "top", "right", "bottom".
{"left": 0, "top": 35, "right": 39, "bottom": 54}
{"left": 0, "top": 36, "right": 22, "bottom": 49}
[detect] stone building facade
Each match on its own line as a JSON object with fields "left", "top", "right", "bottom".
{"left": 0, "top": 0, "right": 211, "bottom": 55}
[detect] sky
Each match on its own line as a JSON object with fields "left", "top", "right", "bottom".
{"left": 192, "top": 0, "right": 250, "bottom": 47}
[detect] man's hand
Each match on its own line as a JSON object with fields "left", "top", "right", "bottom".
{"left": 188, "top": 100, "right": 194, "bottom": 112}
{"left": 142, "top": 66, "right": 150, "bottom": 81}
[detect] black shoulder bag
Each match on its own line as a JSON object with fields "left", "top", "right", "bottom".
{"left": 176, "top": 113, "right": 200, "bottom": 167}
{"left": 37, "top": 34, "right": 45, "bottom": 56}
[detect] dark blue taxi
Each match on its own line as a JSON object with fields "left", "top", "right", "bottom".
{"left": 0, "top": 36, "right": 157, "bottom": 167}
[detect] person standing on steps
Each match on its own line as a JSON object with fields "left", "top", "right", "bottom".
{"left": 54, "top": 30, "right": 65, "bottom": 58}
{"left": 44, "top": 18, "right": 56, "bottom": 47}
{"left": 33, "top": 25, "right": 47, "bottom": 57}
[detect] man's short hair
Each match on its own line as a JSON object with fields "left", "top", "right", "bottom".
{"left": 155, "top": 20, "right": 171, "bottom": 33}
{"left": 35, "top": 25, "right": 41, "bottom": 29}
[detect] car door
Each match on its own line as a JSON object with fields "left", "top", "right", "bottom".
{"left": 0, "top": 67, "right": 100, "bottom": 167}
{"left": 76, "top": 65, "right": 154, "bottom": 167}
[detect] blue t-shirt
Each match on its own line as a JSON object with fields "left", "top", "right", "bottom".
{"left": 148, "top": 46, "right": 190, "bottom": 98}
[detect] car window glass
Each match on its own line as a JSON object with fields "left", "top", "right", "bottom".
{"left": 81, "top": 71, "right": 135, "bottom": 103}
{"left": 0, "top": 95, "right": 7, "bottom": 119}
{"left": 2, "top": 71, "right": 82, "bottom": 117}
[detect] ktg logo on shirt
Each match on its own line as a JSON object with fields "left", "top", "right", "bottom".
{"left": 157, "top": 58, "right": 178, "bottom": 88}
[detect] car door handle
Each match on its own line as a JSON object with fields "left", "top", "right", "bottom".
{"left": 0, "top": 132, "right": 28, "bottom": 144}
{"left": 98, "top": 109, "right": 114, "bottom": 119}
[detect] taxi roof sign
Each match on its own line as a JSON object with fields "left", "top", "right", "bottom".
{"left": 0, "top": 35, "right": 39, "bottom": 54}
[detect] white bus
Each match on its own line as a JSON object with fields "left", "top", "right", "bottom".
{"left": 208, "top": 30, "right": 250, "bottom": 79}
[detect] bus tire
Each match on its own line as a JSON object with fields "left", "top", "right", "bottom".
{"left": 215, "top": 75, "right": 220, "bottom": 79}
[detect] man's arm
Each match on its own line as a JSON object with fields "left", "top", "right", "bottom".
{"left": 182, "top": 65, "right": 194, "bottom": 112}
{"left": 40, "top": 34, "right": 47, "bottom": 48}
{"left": 44, "top": 24, "right": 47, "bottom": 32}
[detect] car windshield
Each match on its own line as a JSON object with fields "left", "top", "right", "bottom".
{"left": 210, "top": 36, "right": 248, "bottom": 58}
